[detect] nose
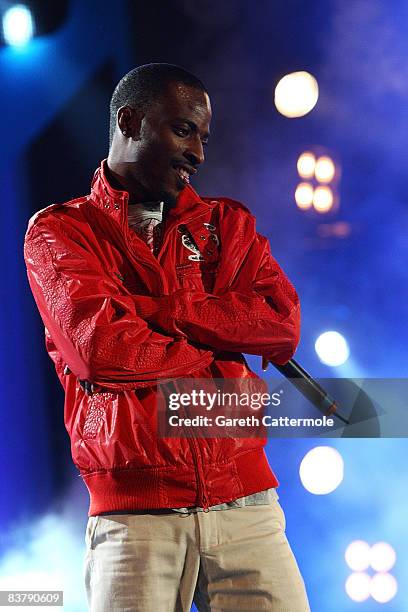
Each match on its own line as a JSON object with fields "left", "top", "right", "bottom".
{"left": 184, "top": 135, "right": 205, "bottom": 166}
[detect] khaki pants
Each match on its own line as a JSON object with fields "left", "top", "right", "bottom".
{"left": 84, "top": 501, "right": 310, "bottom": 611}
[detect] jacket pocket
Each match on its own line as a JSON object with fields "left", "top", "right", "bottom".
{"left": 85, "top": 516, "right": 100, "bottom": 550}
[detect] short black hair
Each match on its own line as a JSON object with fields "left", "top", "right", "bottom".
{"left": 109, "top": 63, "right": 206, "bottom": 147}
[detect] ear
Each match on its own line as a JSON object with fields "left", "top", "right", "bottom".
{"left": 117, "top": 105, "right": 143, "bottom": 139}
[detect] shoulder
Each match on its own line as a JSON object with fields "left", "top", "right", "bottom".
{"left": 201, "top": 196, "right": 259, "bottom": 246}
{"left": 26, "top": 195, "right": 89, "bottom": 237}
{"left": 202, "top": 195, "right": 271, "bottom": 252}
{"left": 201, "top": 195, "right": 254, "bottom": 218}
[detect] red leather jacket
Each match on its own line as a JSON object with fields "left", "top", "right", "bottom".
{"left": 24, "top": 160, "right": 300, "bottom": 515}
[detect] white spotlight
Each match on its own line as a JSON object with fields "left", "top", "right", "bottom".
{"left": 312, "top": 186, "right": 334, "bottom": 213}
{"left": 345, "top": 572, "right": 371, "bottom": 602}
{"left": 274, "top": 71, "right": 319, "bottom": 118}
{"left": 315, "top": 331, "right": 350, "bottom": 367}
{"left": 370, "top": 542, "right": 397, "bottom": 572}
{"left": 315, "top": 156, "right": 336, "bottom": 183}
{"left": 370, "top": 573, "right": 398, "bottom": 603}
{"left": 2, "top": 4, "right": 34, "bottom": 47}
{"left": 299, "top": 446, "right": 344, "bottom": 495}
{"left": 345, "top": 541, "right": 371, "bottom": 572}
{"left": 295, "top": 183, "right": 314, "bottom": 210}
{"left": 297, "top": 152, "right": 316, "bottom": 178}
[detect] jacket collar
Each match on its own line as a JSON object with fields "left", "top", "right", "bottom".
{"left": 90, "top": 159, "right": 216, "bottom": 228}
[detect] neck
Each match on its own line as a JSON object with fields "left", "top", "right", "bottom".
{"left": 105, "top": 158, "right": 153, "bottom": 205}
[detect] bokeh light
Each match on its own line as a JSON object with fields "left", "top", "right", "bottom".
{"left": 2, "top": 4, "right": 34, "bottom": 47}
{"left": 315, "top": 156, "right": 336, "bottom": 183}
{"left": 345, "top": 572, "right": 371, "bottom": 602}
{"left": 370, "top": 542, "right": 397, "bottom": 572}
{"left": 370, "top": 573, "right": 398, "bottom": 603}
{"left": 345, "top": 540, "right": 371, "bottom": 572}
{"left": 313, "top": 186, "right": 334, "bottom": 212}
{"left": 299, "top": 446, "right": 344, "bottom": 494}
{"left": 274, "top": 71, "right": 319, "bottom": 118}
{"left": 315, "top": 331, "right": 350, "bottom": 366}
{"left": 297, "top": 152, "right": 316, "bottom": 178}
{"left": 295, "top": 183, "right": 314, "bottom": 209}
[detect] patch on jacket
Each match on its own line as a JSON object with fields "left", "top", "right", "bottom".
{"left": 181, "top": 231, "right": 204, "bottom": 261}
{"left": 179, "top": 223, "right": 219, "bottom": 262}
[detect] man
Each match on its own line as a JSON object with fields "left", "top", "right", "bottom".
{"left": 24, "top": 64, "right": 310, "bottom": 611}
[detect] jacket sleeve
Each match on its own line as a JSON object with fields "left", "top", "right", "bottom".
{"left": 24, "top": 218, "right": 211, "bottom": 388}
{"left": 142, "top": 234, "right": 300, "bottom": 365}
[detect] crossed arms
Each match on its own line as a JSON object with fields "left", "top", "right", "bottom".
{"left": 24, "top": 211, "right": 300, "bottom": 390}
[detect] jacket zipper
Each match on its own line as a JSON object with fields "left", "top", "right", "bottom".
{"left": 116, "top": 197, "right": 213, "bottom": 509}
{"left": 160, "top": 209, "right": 214, "bottom": 511}
{"left": 121, "top": 213, "right": 168, "bottom": 294}
{"left": 163, "top": 380, "right": 210, "bottom": 512}
{"left": 167, "top": 381, "right": 210, "bottom": 511}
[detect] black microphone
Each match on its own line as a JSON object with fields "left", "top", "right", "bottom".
{"left": 271, "top": 359, "right": 349, "bottom": 425}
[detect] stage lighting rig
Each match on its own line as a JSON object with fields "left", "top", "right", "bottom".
{"left": 345, "top": 540, "right": 398, "bottom": 604}
{"left": 295, "top": 149, "right": 340, "bottom": 214}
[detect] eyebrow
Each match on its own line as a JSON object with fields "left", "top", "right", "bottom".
{"left": 175, "top": 118, "right": 210, "bottom": 140}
